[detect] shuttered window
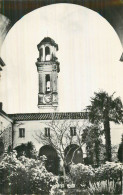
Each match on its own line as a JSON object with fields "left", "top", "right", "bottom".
{"left": 19, "top": 128, "right": 25, "bottom": 138}
{"left": 45, "top": 128, "right": 50, "bottom": 137}
{"left": 70, "top": 127, "right": 76, "bottom": 136}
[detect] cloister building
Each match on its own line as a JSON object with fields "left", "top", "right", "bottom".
{"left": 0, "top": 37, "right": 88, "bottom": 172}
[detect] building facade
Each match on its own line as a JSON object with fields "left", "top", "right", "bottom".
{"left": 0, "top": 37, "right": 88, "bottom": 172}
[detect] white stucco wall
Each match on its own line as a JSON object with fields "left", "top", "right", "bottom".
{"left": 13, "top": 118, "right": 88, "bottom": 156}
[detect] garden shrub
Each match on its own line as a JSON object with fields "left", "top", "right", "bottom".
{"left": 94, "top": 161, "right": 122, "bottom": 183}
{"left": 69, "top": 162, "right": 122, "bottom": 192}
{"left": 14, "top": 141, "right": 37, "bottom": 159}
{"left": 50, "top": 184, "right": 89, "bottom": 195}
{"left": 0, "top": 138, "right": 4, "bottom": 156}
{"left": 69, "top": 163, "right": 95, "bottom": 188}
{"left": 50, "top": 184, "right": 65, "bottom": 195}
{"left": 0, "top": 151, "right": 57, "bottom": 194}
{"left": 87, "top": 180, "right": 122, "bottom": 194}
{"left": 0, "top": 151, "right": 122, "bottom": 194}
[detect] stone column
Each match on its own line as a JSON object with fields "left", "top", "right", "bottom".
{"left": 39, "top": 73, "right": 45, "bottom": 94}
{"left": 52, "top": 71, "right": 57, "bottom": 93}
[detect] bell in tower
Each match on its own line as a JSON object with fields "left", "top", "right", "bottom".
{"left": 36, "top": 37, "right": 60, "bottom": 111}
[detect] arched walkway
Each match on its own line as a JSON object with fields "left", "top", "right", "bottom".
{"left": 65, "top": 144, "right": 83, "bottom": 164}
{"left": 39, "top": 145, "right": 59, "bottom": 175}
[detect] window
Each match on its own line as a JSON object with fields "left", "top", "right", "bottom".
{"left": 70, "top": 127, "right": 76, "bottom": 136}
{"left": 45, "top": 46, "right": 50, "bottom": 56}
{"left": 45, "top": 74, "right": 51, "bottom": 93}
{"left": 45, "top": 46, "right": 50, "bottom": 61}
{"left": 19, "top": 128, "right": 25, "bottom": 138}
{"left": 45, "top": 128, "right": 50, "bottom": 137}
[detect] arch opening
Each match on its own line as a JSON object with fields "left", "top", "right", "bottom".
{"left": 39, "top": 145, "right": 60, "bottom": 175}
{"left": 65, "top": 144, "right": 83, "bottom": 164}
{"left": 45, "top": 46, "right": 50, "bottom": 61}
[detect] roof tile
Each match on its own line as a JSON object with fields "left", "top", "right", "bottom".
{"left": 8, "top": 112, "right": 88, "bottom": 121}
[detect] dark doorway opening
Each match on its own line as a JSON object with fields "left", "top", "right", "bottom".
{"left": 65, "top": 144, "right": 83, "bottom": 164}
{"left": 39, "top": 145, "right": 59, "bottom": 175}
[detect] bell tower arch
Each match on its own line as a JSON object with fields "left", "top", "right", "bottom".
{"left": 36, "top": 37, "right": 60, "bottom": 111}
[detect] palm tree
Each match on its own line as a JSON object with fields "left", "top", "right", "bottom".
{"left": 86, "top": 91, "right": 123, "bottom": 162}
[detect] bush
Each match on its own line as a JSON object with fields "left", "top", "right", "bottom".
{"left": 50, "top": 185, "right": 89, "bottom": 195}
{"left": 14, "top": 141, "right": 37, "bottom": 159}
{"left": 0, "top": 151, "right": 122, "bottom": 194}
{"left": 69, "top": 162, "right": 122, "bottom": 192}
{"left": 0, "top": 151, "right": 57, "bottom": 194}
{"left": 0, "top": 138, "right": 4, "bottom": 156}
{"left": 94, "top": 161, "right": 122, "bottom": 183}
{"left": 88, "top": 180, "right": 122, "bottom": 194}
{"left": 69, "top": 163, "right": 95, "bottom": 188}
{"left": 50, "top": 185, "right": 65, "bottom": 195}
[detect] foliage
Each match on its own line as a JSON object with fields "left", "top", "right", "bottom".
{"left": 14, "top": 141, "right": 37, "bottom": 159}
{"left": 86, "top": 91, "right": 123, "bottom": 162}
{"left": 111, "top": 144, "right": 119, "bottom": 162}
{"left": 69, "top": 163, "right": 95, "bottom": 188}
{"left": 82, "top": 124, "right": 103, "bottom": 166}
{"left": 117, "top": 134, "right": 123, "bottom": 163}
{"left": 69, "top": 161, "right": 122, "bottom": 193}
{"left": 35, "top": 120, "right": 87, "bottom": 175}
{"left": 94, "top": 161, "right": 122, "bottom": 183}
{"left": 0, "top": 151, "right": 57, "bottom": 194}
{"left": 88, "top": 180, "right": 121, "bottom": 194}
{"left": 87, "top": 91, "right": 123, "bottom": 124}
{"left": 50, "top": 185, "right": 89, "bottom": 195}
{"left": 0, "top": 150, "right": 122, "bottom": 194}
{"left": 50, "top": 185, "right": 65, "bottom": 195}
{"left": 0, "top": 138, "right": 4, "bottom": 156}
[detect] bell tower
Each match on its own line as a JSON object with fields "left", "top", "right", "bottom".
{"left": 36, "top": 37, "right": 60, "bottom": 111}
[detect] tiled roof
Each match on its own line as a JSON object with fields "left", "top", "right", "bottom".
{"left": 0, "top": 110, "right": 13, "bottom": 122}
{"left": 8, "top": 112, "right": 88, "bottom": 121}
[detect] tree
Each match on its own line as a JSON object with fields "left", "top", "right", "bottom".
{"left": 0, "top": 125, "right": 9, "bottom": 156}
{"left": 14, "top": 142, "right": 37, "bottom": 159}
{"left": 86, "top": 91, "right": 123, "bottom": 162}
{"left": 0, "top": 124, "right": 12, "bottom": 157}
{"left": 34, "top": 120, "right": 87, "bottom": 176}
{"left": 0, "top": 138, "right": 4, "bottom": 156}
{"left": 82, "top": 124, "right": 103, "bottom": 166}
{"left": 118, "top": 134, "right": 123, "bottom": 163}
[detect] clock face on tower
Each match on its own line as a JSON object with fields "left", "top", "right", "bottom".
{"left": 44, "top": 94, "right": 52, "bottom": 103}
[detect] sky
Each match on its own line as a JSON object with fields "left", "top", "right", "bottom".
{"left": 0, "top": 4, "right": 123, "bottom": 144}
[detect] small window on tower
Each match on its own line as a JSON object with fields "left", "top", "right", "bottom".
{"left": 45, "top": 128, "right": 50, "bottom": 137}
{"left": 70, "top": 127, "right": 76, "bottom": 136}
{"left": 19, "top": 128, "right": 25, "bottom": 138}
{"left": 45, "top": 46, "right": 50, "bottom": 61}
{"left": 46, "top": 74, "right": 51, "bottom": 93}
